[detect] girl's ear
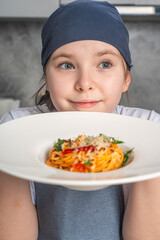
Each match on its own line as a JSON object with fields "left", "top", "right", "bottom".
{"left": 122, "top": 70, "right": 131, "bottom": 93}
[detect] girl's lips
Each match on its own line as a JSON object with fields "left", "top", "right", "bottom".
{"left": 71, "top": 100, "right": 101, "bottom": 109}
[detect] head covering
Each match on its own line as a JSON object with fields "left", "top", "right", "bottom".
{"left": 41, "top": 0, "right": 132, "bottom": 69}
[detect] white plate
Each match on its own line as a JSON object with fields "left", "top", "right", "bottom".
{"left": 0, "top": 112, "right": 160, "bottom": 191}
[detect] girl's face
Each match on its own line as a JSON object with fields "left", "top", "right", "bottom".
{"left": 45, "top": 40, "right": 131, "bottom": 113}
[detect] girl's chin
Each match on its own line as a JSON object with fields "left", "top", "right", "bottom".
{"left": 60, "top": 107, "right": 107, "bottom": 112}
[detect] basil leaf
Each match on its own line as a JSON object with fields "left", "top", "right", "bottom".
{"left": 54, "top": 138, "right": 65, "bottom": 151}
{"left": 84, "top": 159, "right": 91, "bottom": 166}
{"left": 111, "top": 137, "right": 124, "bottom": 144}
{"left": 122, "top": 148, "right": 134, "bottom": 166}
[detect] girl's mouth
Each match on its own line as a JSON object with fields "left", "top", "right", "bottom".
{"left": 71, "top": 100, "right": 101, "bottom": 109}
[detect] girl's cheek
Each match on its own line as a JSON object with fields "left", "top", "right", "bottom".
{"left": 46, "top": 75, "right": 60, "bottom": 89}
{"left": 48, "top": 80, "right": 67, "bottom": 98}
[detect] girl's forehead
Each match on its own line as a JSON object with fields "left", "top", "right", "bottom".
{"left": 52, "top": 40, "right": 121, "bottom": 57}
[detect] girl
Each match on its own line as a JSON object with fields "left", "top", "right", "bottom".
{"left": 0, "top": 1, "right": 160, "bottom": 240}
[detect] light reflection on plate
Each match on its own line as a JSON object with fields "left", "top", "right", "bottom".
{"left": 0, "top": 111, "right": 160, "bottom": 191}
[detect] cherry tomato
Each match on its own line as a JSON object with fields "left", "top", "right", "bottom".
{"left": 71, "top": 163, "right": 88, "bottom": 172}
{"left": 62, "top": 145, "right": 96, "bottom": 155}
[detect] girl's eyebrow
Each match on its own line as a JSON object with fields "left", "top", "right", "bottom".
{"left": 52, "top": 53, "right": 73, "bottom": 61}
{"left": 95, "top": 50, "right": 118, "bottom": 57}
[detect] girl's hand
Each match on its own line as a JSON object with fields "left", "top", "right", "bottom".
{"left": 0, "top": 171, "right": 38, "bottom": 240}
{"left": 123, "top": 177, "right": 160, "bottom": 240}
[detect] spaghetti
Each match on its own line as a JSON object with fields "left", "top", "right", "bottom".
{"left": 46, "top": 134, "right": 132, "bottom": 173}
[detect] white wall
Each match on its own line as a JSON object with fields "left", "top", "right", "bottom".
{"left": 0, "top": 0, "right": 59, "bottom": 18}
{"left": 0, "top": 0, "right": 160, "bottom": 18}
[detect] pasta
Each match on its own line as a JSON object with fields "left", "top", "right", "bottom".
{"left": 45, "top": 134, "right": 132, "bottom": 173}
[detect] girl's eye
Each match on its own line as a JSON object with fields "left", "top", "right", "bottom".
{"left": 99, "top": 61, "right": 111, "bottom": 69}
{"left": 59, "top": 62, "right": 74, "bottom": 70}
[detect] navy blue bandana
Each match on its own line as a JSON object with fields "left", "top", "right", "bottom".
{"left": 41, "top": 0, "right": 132, "bottom": 69}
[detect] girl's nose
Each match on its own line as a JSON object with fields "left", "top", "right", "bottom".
{"left": 75, "top": 71, "right": 95, "bottom": 92}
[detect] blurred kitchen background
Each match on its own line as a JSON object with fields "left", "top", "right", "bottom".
{"left": 0, "top": 0, "right": 160, "bottom": 118}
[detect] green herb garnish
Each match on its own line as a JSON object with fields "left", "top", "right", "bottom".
{"left": 122, "top": 148, "right": 134, "bottom": 166}
{"left": 99, "top": 134, "right": 124, "bottom": 144}
{"left": 54, "top": 138, "right": 65, "bottom": 151}
{"left": 84, "top": 159, "right": 91, "bottom": 166}
{"left": 111, "top": 137, "right": 124, "bottom": 144}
